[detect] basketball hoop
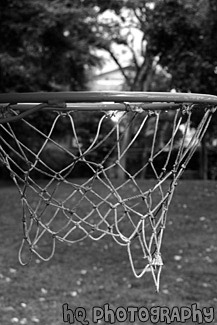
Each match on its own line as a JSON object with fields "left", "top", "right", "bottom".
{"left": 0, "top": 91, "right": 216, "bottom": 291}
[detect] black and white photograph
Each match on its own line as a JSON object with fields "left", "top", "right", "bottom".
{"left": 0, "top": 1, "right": 217, "bottom": 324}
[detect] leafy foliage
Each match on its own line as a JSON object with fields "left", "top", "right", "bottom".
{"left": 147, "top": 0, "right": 217, "bottom": 94}
{"left": 0, "top": 0, "right": 101, "bottom": 92}
{"left": 0, "top": 0, "right": 113, "bottom": 174}
{"left": 1, "top": 0, "right": 217, "bottom": 179}
{"left": 145, "top": 0, "right": 217, "bottom": 178}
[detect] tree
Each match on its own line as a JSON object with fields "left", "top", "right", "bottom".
{"left": 93, "top": 0, "right": 217, "bottom": 179}
{"left": 0, "top": 0, "right": 118, "bottom": 179}
{"left": 0, "top": 0, "right": 101, "bottom": 92}
{"left": 90, "top": 1, "right": 173, "bottom": 178}
{"left": 146, "top": 0, "right": 217, "bottom": 179}
{"left": 93, "top": 0, "right": 171, "bottom": 92}
{"left": 146, "top": 0, "right": 217, "bottom": 94}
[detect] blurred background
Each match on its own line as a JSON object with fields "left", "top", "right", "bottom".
{"left": 0, "top": 0, "right": 217, "bottom": 180}
{"left": 0, "top": 1, "right": 217, "bottom": 324}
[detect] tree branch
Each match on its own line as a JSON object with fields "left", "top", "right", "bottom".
{"left": 128, "top": 45, "right": 139, "bottom": 70}
{"left": 106, "top": 48, "right": 132, "bottom": 86}
{"left": 131, "top": 54, "right": 154, "bottom": 91}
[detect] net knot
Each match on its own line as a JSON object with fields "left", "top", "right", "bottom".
{"left": 141, "top": 212, "right": 147, "bottom": 220}
{"left": 96, "top": 163, "right": 104, "bottom": 171}
{"left": 110, "top": 203, "right": 116, "bottom": 210}
{"left": 124, "top": 103, "right": 144, "bottom": 113}
{"left": 150, "top": 252, "right": 163, "bottom": 266}
{"left": 148, "top": 110, "right": 156, "bottom": 116}
{"left": 211, "top": 106, "right": 217, "bottom": 113}
{"left": 104, "top": 111, "right": 117, "bottom": 119}
{"left": 181, "top": 163, "right": 186, "bottom": 169}
{"left": 58, "top": 111, "right": 68, "bottom": 117}
{"left": 107, "top": 225, "right": 112, "bottom": 232}
{"left": 181, "top": 104, "right": 192, "bottom": 114}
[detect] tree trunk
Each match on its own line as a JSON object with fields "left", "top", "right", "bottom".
{"left": 109, "top": 51, "right": 155, "bottom": 179}
{"left": 136, "top": 60, "right": 155, "bottom": 179}
{"left": 199, "top": 135, "right": 208, "bottom": 180}
{"left": 131, "top": 55, "right": 154, "bottom": 91}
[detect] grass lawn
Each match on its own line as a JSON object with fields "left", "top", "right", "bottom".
{"left": 0, "top": 179, "right": 217, "bottom": 324}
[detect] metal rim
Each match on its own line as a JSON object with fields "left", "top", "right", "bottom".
{"left": 0, "top": 91, "right": 217, "bottom": 105}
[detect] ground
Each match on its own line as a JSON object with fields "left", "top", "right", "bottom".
{"left": 0, "top": 180, "right": 217, "bottom": 325}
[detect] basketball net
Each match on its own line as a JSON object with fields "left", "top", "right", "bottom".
{"left": 0, "top": 91, "right": 216, "bottom": 291}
